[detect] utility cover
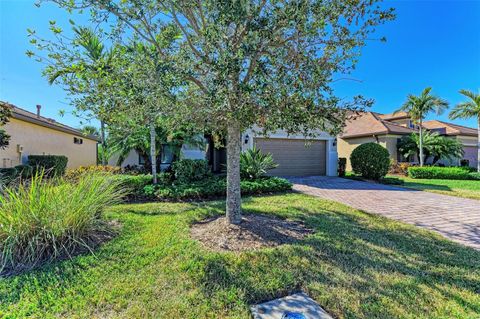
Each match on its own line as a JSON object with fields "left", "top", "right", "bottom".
{"left": 251, "top": 292, "right": 332, "bottom": 319}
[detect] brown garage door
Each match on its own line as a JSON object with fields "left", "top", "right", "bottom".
{"left": 254, "top": 138, "right": 326, "bottom": 176}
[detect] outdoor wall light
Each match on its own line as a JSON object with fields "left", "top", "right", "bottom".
{"left": 244, "top": 134, "right": 250, "bottom": 144}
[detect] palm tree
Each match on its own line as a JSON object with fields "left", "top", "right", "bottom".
{"left": 449, "top": 89, "right": 480, "bottom": 172}
{"left": 48, "top": 27, "right": 115, "bottom": 166}
{"left": 395, "top": 87, "right": 449, "bottom": 166}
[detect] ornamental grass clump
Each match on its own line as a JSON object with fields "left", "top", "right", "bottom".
{"left": 0, "top": 172, "right": 125, "bottom": 274}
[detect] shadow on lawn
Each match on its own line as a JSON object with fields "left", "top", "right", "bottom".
{"left": 197, "top": 198, "right": 480, "bottom": 317}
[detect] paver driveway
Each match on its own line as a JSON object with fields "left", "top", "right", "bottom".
{"left": 289, "top": 176, "right": 480, "bottom": 250}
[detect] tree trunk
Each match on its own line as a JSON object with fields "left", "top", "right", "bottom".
{"left": 419, "top": 119, "right": 424, "bottom": 167}
{"left": 100, "top": 120, "right": 107, "bottom": 166}
{"left": 477, "top": 118, "right": 480, "bottom": 173}
{"left": 226, "top": 122, "right": 242, "bottom": 224}
{"left": 150, "top": 120, "right": 158, "bottom": 184}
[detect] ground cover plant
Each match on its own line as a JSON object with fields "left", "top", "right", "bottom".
{"left": 0, "top": 173, "right": 125, "bottom": 274}
{"left": 1, "top": 194, "right": 479, "bottom": 318}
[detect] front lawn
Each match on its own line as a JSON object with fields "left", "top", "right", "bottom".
{"left": 1, "top": 194, "right": 479, "bottom": 318}
{"left": 394, "top": 176, "right": 480, "bottom": 200}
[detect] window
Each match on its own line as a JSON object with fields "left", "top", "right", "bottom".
{"left": 74, "top": 137, "right": 83, "bottom": 144}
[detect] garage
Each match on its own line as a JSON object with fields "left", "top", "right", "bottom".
{"left": 254, "top": 138, "right": 327, "bottom": 176}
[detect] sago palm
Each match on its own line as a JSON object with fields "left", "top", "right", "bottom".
{"left": 449, "top": 89, "right": 480, "bottom": 172}
{"left": 395, "top": 87, "right": 449, "bottom": 166}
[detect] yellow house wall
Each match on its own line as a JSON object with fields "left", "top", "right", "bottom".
{"left": 0, "top": 118, "right": 97, "bottom": 168}
{"left": 337, "top": 135, "right": 400, "bottom": 171}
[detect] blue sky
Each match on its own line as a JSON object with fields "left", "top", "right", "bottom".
{"left": 1, "top": 0, "right": 479, "bottom": 129}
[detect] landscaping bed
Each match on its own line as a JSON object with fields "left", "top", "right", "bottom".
{"left": 117, "top": 174, "right": 293, "bottom": 201}
{"left": 1, "top": 194, "right": 479, "bottom": 318}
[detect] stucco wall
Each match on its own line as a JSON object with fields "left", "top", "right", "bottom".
{"left": 0, "top": 118, "right": 97, "bottom": 169}
{"left": 338, "top": 135, "right": 400, "bottom": 171}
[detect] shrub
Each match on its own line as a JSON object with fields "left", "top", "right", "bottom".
{"left": 350, "top": 143, "right": 390, "bottom": 180}
{"left": 14, "top": 165, "right": 33, "bottom": 179}
{"left": 0, "top": 172, "right": 125, "bottom": 274}
{"left": 146, "top": 176, "right": 292, "bottom": 200}
{"left": 389, "top": 161, "right": 413, "bottom": 176}
{"left": 114, "top": 174, "right": 154, "bottom": 196}
{"left": 0, "top": 167, "right": 18, "bottom": 185}
{"left": 469, "top": 172, "right": 480, "bottom": 180}
{"left": 172, "top": 159, "right": 211, "bottom": 183}
{"left": 337, "top": 157, "right": 347, "bottom": 177}
{"left": 407, "top": 166, "right": 476, "bottom": 180}
{"left": 28, "top": 155, "right": 68, "bottom": 177}
{"left": 65, "top": 165, "right": 121, "bottom": 181}
{"left": 240, "top": 147, "right": 278, "bottom": 179}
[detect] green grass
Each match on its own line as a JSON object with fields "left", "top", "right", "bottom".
{"left": 1, "top": 194, "right": 479, "bottom": 318}
{"left": 394, "top": 176, "right": 480, "bottom": 200}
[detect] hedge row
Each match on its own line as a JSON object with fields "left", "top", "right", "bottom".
{"left": 149, "top": 176, "right": 292, "bottom": 200}
{"left": 115, "top": 175, "right": 292, "bottom": 200}
{"left": 408, "top": 166, "right": 480, "bottom": 180}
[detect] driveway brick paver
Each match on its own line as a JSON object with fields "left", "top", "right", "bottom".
{"left": 289, "top": 176, "right": 480, "bottom": 250}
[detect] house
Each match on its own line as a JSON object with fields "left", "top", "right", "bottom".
{"left": 0, "top": 101, "right": 100, "bottom": 168}
{"left": 111, "top": 126, "right": 339, "bottom": 177}
{"left": 338, "top": 111, "right": 478, "bottom": 170}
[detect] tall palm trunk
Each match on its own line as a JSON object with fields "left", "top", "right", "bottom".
{"left": 226, "top": 121, "right": 242, "bottom": 224}
{"left": 150, "top": 120, "right": 157, "bottom": 184}
{"left": 419, "top": 119, "right": 424, "bottom": 167}
{"left": 477, "top": 117, "right": 480, "bottom": 172}
{"left": 100, "top": 120, "right": 107, "bottom": 166}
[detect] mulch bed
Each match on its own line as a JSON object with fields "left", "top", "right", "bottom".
{"left": 190, "top": 214, "right": 313, "bottom": 252}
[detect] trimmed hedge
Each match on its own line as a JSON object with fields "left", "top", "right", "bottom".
{"left": 142, "top": 176, "right": 292, "bottom": 201}
{"left": 28, "top": 155, "right": 68, "bottom": 177}
{"left": 408, "top": 166, "right": 480, "bottom": 180}
{"left": 350, "top": 143, "right": 390, "bottom": 180}
{"left": 14, "top": 165, "right": 33, "bottom": 179}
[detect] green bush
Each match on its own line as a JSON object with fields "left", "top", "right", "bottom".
{"left": 143, "top": 176, "right": 292, "bottom": 200}
{"left": 350, "top": 143, "right": 390, "bottom": 180}
{"left": 172, "top": 159, "right": 211, "bottom": 183}
{"left": 114, "top": 174, "right": 154, "bottom": 196}
{"left": 469, "top": 172, "right": 480, "bottom": 180}
{"left": 0, "top": 173, "right": 125, "bottom": 274}
{"left": 407, "top": 166, "right": 476, "bottom": 180}
{"left": 14, "top": 164, "right": 33, "bottom": 179}
{"left": 28, "top": 155, "right": 68, "bottom": 177}
{"left": 240, "top": 146, "right": 278, "bottom": 179}
{"left": 0, "top": 167, "right": 17, "bottom": 184}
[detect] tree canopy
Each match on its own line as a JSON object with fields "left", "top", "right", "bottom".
{"left": 37, "top": 0, "right": 395, "bottom": 223}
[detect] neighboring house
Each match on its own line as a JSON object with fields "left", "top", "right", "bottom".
{"left": 111, "top": 126, "right": 339, "bottom": 177}
{"left": 0, "top": 101, "right": 99, "bottom": 169}
{"left": 338, "top": 111, "right": 479, "bottom": 170}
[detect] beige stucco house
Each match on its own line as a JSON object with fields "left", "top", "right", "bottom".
{"left": 338, "top": 111, "right": 479, "bottom": 170}
{"left": 0, "top": 102, "right": 99, "bottom": 169}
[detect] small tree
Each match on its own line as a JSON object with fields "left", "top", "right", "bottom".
{"left": 398, "top": 132, "right": 464, "bottom": 165}
{"left": 44, "top": 0, "right": 394, "bottom": 224}
{"left": 0, "top": 103, "right": 11, "bottom": 150}
{"left": 449, "top": 89, "right": 480, "bottom": 172}
{"left": 394, "top": 87, "right": 449, "bottom": 167}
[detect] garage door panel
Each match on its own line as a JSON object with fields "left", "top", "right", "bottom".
{"left": 254, "top": 138, "right": 326, "bottom": 176}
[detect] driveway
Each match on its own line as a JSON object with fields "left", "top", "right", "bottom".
{"left": 289, "top": 176, "right": 480, "bottom": 250}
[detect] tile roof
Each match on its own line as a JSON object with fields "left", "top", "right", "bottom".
{"left": 340, "top": 111, "right": 416, "bottom": 138}
{"left": 1, "top": 101, "right": 100, "bottom": 141}
{"left": 378, "top": 111, "right": 410, "bottom": 120}
{"left": 422, "top": 120, "right": 477, "bottom": 137}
